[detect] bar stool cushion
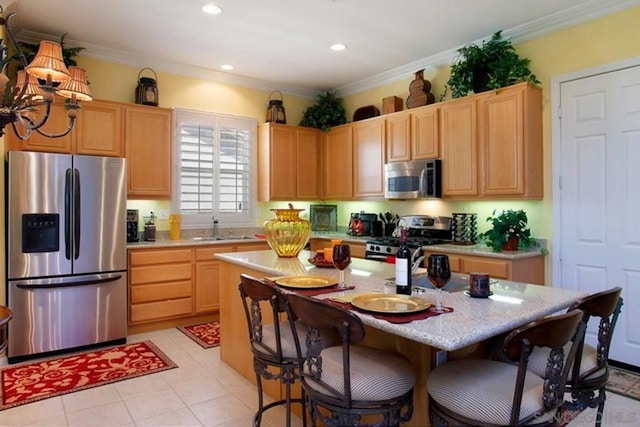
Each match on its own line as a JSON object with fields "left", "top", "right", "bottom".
{"left": 261, "top": 320, "right": 307, "bottom": 359}
{"left": 527, "top": 342, "right": 600, "bottom": 381}
{"left": 306, "top": 345, "right": 416, "bottom": 401}
{"left": 427, "top": 359, "right": 555, "bottom": 425}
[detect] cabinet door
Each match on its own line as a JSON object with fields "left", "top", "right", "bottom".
{"left": 296, "top": 127, "right": 321, "bottom": 199}
{"left": 353, "top": 118, "right": 385, "bottom": 198}
{"left": 75, "top": 100, "right": 124, "bottom": 157}
{"left": 6, "top": 102, "right": 74, "bottom": 153}
{"left": 125, "top": 106, "right": 172, "bottom": 198}
{"left": 479, "top": 84, "right": 542, "bottom": 198}
{"left": 440, "top": 98, "right": 478, "bottom": 197}
{"left": 323, "top": 125, "right": 353, "bottom": 199}
{"left": 412, "top": 107, "right": 439, "bottom": 159}
{"left": 386, "top": 112, "right": 411, "bottom": 162}
{"left": 195, "top": 261, "right": 221, "bottom": 313}
{"left": 260, "top": 124, "right": 296, "bottom": 200}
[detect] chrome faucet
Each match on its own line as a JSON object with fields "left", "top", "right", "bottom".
{"left": 212, "top": 217, "right": 219, "bottom": 237}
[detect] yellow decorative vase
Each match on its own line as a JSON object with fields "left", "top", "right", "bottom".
{"left": 264, "top": 207, "right": 311, "bottom": 257}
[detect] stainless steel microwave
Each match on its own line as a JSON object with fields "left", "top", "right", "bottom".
{"left": 384, "top": 159, "right": 442, "bottom": 199}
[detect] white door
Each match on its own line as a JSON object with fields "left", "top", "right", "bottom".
{"left": 557, "top": 64, "right": 640, "bottom": 367}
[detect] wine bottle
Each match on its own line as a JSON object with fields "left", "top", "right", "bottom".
{"left": 395, "top": 227, "right": 412, "bottom": 295}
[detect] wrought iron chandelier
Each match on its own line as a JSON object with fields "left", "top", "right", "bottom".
{"left": 0, "top": 6, "right": 92, "bottom": 139}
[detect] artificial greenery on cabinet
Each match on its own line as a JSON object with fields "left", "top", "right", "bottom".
{"left": 299, "top": 91, "right": 347, "bottom": 131}
{"left": 447, "top": 31, "right": 540, "bottom": 99}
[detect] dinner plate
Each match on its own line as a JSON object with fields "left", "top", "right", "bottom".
{"left": 350, "top": 293, "right": 431, "bottom": 314}
{"left": 275, "top": 275, "right": 338, "bottom": 289}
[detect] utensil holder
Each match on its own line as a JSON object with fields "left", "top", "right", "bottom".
{"left": 451, "top": 213, "right": 477, "bottom": 245}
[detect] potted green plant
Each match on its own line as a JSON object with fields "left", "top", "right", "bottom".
{"left": 478, "top": 209, "right": 541, "bottom": 252}
{"left": 447, "top": 31, "right": 540, "bottom": 98}
{"left": 298, "top": 91, "right": 347, "bottom": 131}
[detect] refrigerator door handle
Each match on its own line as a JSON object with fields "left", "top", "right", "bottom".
{"left": 74, "top": 168, "right": 81, "bottom": 260}
{"left": 65, "top": 168, "right": 73, "bottom": 260}
{"left": 15, "top": 274, "right": 123, "bottom": 289}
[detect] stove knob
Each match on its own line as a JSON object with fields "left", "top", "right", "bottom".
{"left": 385, "top": 247, "right": 392, "bottom": 253}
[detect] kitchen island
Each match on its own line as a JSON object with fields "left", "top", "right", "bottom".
{"left": 216, "top": 249, "right": 586, "bottom": 426}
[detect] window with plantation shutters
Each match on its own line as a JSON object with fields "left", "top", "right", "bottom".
{"left": 173, "top": 109, "right": 256, "bottom": 227}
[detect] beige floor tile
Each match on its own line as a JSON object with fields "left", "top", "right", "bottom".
{"left": 24, "top": 414, "right": 68, "bottom": 427}
{"left": 65, "top": 401, "right": 133, "bottom": 427}
{"left": 189, "top": 394, "right": 253, "bottom": 426}
{"left": 62, "top": 384, "right": 120, "bottom": 413}
{"left": 170, "top": 377, "right": 228, "bottom": 406}
{"left": 0, "top": 396, "right": 65, "bottom": 426}
{"left": 136, "top": 407, "right": 203, "bottom": 427}
{"left": 162, "top": 364, "right": 215, "bottom": 385}
{"left": 123, "top": 388, "right": 185, "bottom": 421}
{"left": 114, "top": 372, "right": 171, "bottom": 399}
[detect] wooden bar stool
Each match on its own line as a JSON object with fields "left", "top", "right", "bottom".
{"left": 286, "top": 293, "right": 416, "bottom": 427}
{"left": 238, "top": 274, "right": 306, "bottom": 427}
{"left": 427, "top": 309, "right": 585, "bottom": 426}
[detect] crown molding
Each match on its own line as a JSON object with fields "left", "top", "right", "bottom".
{"left": 335, "top": 0, "right": 640, "bottom": 97}
{"left": 15, "top": 0, "right": 640, "bottom": 99}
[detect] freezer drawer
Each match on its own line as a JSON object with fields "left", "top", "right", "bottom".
{"left": 7, "top": 272, "right": 127, "bottom": 362}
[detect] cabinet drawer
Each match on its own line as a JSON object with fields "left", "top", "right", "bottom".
{"left": 131, "top": 281, "right": 192, "bottom": 303}
{"left": 130, "top": 249, "right": 192, "bottom": 266}
{"left": 461, "top": 257, "right": 509, "bottom": 279}
{"left": 235, "top": 242, "right": 270, "bottom": 252}
{"left": 195, "top": 245, "right": 235, "bottom": 261}
{"left": 447, "top": 255, "right": 462, "bottom": 272}
{"left": 130, "top": 263, "right": 192, "bottom": 284}
{"left": 130, "top": 298, "right": 193, "bottom": 323}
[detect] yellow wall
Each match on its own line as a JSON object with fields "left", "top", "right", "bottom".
{"left": 339, "top": 6, "right": 640, "bottom": 283}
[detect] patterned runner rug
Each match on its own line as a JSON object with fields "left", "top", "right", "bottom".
{"left": 0, "top": 340, "right": 176, "bottom": 410}
{"left": 606, "top": 366, "right": 640, "bottom": 401}
{"left": 177, "top": 321, "right": 221, "bottom": 349}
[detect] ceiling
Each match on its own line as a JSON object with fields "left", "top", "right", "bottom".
{"left": 4, "top": 0, "right": 639, "bottom": 97}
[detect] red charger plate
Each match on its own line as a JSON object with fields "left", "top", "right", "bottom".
{"left": 308, "top": 258, "right": 335, "bottom": 268}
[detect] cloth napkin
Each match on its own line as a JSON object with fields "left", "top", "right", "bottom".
{"left": 326, "top": 300, "right": 453, "bottom": 324}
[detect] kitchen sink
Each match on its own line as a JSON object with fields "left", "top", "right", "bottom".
{"left": 191, "top": 235, "right": 258, "bottom": 241}
{"left": 387, "top": 273, "right": 470, "bottom": 293}
{"left": 190, "top": 237, "right": 228, "bottom": 241}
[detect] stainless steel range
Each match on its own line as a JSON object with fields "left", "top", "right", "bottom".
{"left": 365, "top": 215, "right": 452, "bottom": 262}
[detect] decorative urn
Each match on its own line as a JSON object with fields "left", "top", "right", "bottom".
{"left": 263, "top": 204, "right": 311, "bottom": 257}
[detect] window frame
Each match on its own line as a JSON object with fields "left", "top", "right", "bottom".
{"left": 172, "top": 107, "right": 257, "bottom": 229}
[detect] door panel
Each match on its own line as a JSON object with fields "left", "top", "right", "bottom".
{"left": 559, "top": 65, "right": 640, "bottom": 366}
{"left": 73, "top": 155, "right": 127, "bottom": 274}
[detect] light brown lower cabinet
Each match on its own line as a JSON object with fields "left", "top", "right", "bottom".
{"left": 422, "top": 249, "right": 545, "bottom": 285}
{"left": 128, "top": 242, "right": 270, "bottom": 328}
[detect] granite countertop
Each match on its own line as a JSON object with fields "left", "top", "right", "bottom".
{"left": 424, "top": 243, "right": 545, "bottom": 260}
{"left": 214, "top": 249, "right": 586, "bottom": 352}
{"left": 127, "top": 236, "right": 267, "bottom": 249}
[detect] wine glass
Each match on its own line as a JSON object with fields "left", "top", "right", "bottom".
{"left": 427, "top": 254, "right": 451, "bottom": 313}
{"left": 332, "top": 244, "right": 351, "bottom": 290}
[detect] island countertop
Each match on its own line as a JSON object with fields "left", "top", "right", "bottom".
{"left": 215, "top": 249, "right": 586, "bottom": 352}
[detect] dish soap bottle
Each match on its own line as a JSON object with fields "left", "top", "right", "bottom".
{"left": 395, "top": 227, "right": 412, "bottom": 295}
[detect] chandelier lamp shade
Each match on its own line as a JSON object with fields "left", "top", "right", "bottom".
{"left": 0, "top": 7, "right": 92, "bottom": 139}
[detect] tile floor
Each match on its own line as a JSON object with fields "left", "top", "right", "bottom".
{"left": 0, "top": 327, "right": 638, "bottom": 426}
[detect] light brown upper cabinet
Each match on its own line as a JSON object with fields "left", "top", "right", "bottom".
{"left": 6, "top": 98, "right": 124, "bottom": 157}
{"left": 440, "top": 96, "right": 479, "bottom": 197}
{"left": 440, "top": 83, "right": 542, "bottom": 200}
{"left": 257, "top": 123, "right": 321, "bottom": 201}
{"left": 478, "top": 83, "right": 542, "bottom": 198}
{"left": 386, "top": 105, "right": 439, "bottom": 162}
{"left": 322, "top": 124, "right": 353, "bottom": 199}
{"left": 353, "top": 117, "right": 385, "bottom": 198}
{"left": 125, "top": 105, "right": 172, "bottom": 199}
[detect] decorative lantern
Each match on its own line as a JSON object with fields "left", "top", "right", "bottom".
{"left": 266, "top": 90, "right": 286, "bottom": 124}
{"left": 135, "top": 68, "right": 159, "bottom": 106}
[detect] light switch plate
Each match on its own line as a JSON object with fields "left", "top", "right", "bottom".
{"left": 158, "top": 210, "right": 169, "bottom": 220}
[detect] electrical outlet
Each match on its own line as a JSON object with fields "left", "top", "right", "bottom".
{"left": 158, "top": 210, "right": 169, "bottom": 220}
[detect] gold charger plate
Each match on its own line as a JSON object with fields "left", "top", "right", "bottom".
{"left": 351, "top": 293, "right": 432, "bottom": 314}
{"left": 275, "top": 275, "right": 338, "bottom": 289}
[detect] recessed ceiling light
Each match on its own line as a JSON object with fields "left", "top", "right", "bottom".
{"left": 202, "top": 3, "right": 222, "bottom": 14}
{"left": 220, "top": 64, "right": 234, "bottom": 71}
{"left": 330, "top": 43, "right": 347, "bottom": 52}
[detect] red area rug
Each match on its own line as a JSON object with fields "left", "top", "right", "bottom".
{"left": 0, "top": 340, "right": 176, "bottom": 410}
{"left": 177, "top": 321, "right": 221, "bottom": 349}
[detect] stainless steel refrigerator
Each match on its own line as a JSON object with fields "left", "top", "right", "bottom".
{"left": 6, "top": 151, "right": 127, "bottom": 363}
